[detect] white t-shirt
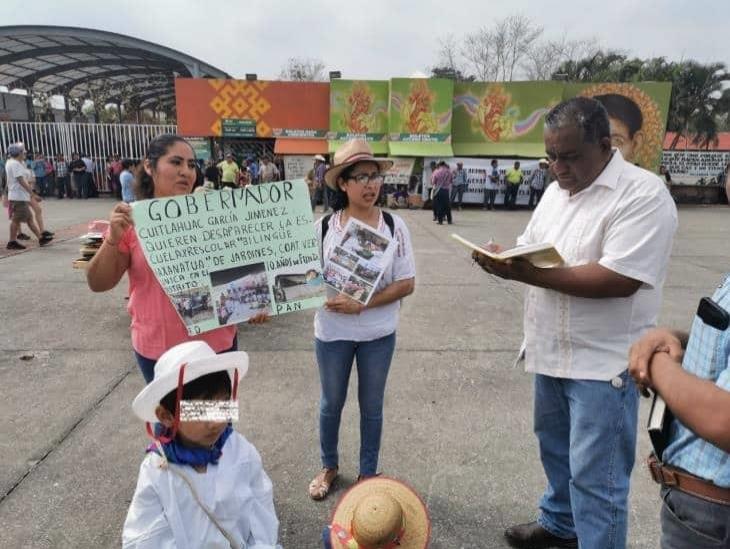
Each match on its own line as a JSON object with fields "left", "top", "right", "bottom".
{"left": 517, "top": 150, "right": 677, "bottom": 380}
{"left": 5, "top": 158, "right": 30, "bottom": 201}
{"left": 315, "top": 210, "right": 416, "bottom": 342}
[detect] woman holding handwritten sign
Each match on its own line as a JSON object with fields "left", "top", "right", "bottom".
{"left": 86, "top": 134, "right": 265, "bottom": 382}
{"left": 309, "top": 139, "right": 416, "bottom": 500}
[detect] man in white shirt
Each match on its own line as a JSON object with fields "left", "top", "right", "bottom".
{"left": 259, "top": 157, "right": 280, "bottom": 183}
{"left": 474, "top": 97, "right": 677, "bottom": 549}
{"left": 5, "top": 144, "right": 51, "bottom": 250}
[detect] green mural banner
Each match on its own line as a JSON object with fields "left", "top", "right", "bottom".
{"left": 329, "top": 80, "right": 389, "bottom": 155}
{"left": 388, "top": 78, "right": 454, "bottom": 156}
{"left": 132, "top": 181, "right": 325, "bottom": 335}
{"left": 452, "top": 81, "right": 564, "bottom": 157}
{"left": 563, "top": 82, "right": 672, "bottom": 171}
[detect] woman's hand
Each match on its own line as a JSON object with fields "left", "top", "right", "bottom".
{"left": 325, "top": 294, "right": 365, "bottom": 315}
{"left": 247, "top": 311, "right": 270, "bottom": 324}
{"left": 108, "top": 202, "right": 133, "bottom": 245}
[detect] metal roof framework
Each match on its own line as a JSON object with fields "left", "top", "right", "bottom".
{"left": 0, "top": 25, "right": 230, "bottom": 115}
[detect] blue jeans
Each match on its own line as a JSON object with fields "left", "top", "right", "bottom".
{"left": 315, "top": 332, "right": 396, "bottom": 476}
{"left": 534, "top": 370, "right": 638, "bottom": 549}
{"left": 660, "top": 486, "right": 730, "bottom": 548}
{"left": 133, "top": 335, "right": 239, "bottom": 383}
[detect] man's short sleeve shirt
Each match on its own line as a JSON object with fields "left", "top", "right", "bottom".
{"left": 6, "top": 158, "right": 30, "bottom": 201}
{"left": 517, "top": 150, "right": 678, "bottom": 380}
{"left": 663, "top": 274, "right": 730, "bottom": 487}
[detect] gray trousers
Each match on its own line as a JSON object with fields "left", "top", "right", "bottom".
{"left": 660, "top": 486, "right": 730, "bottom": 547}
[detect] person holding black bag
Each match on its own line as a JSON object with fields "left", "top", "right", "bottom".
{"left": 629, "top": 177, "right": 730, "bottom": 549}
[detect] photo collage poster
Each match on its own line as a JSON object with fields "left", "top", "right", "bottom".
{"left": 323, "top": 218, "right": 395, "bottom": 305}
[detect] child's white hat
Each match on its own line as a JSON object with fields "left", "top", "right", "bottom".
{"left": 132, "top": 341, "right": 248, "bottom": 424}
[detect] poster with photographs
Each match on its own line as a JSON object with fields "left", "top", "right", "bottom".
{"left": 132, "top": 180, "right": 326, "bottom": 335}
{"left": 323, "top": 218, "right": 395, "bottom": 305}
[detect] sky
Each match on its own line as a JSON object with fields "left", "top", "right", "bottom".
{"left": 2, "top": 0, "right": 729, "bottom": 80}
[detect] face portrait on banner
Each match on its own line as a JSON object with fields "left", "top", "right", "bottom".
{"left": 577, "top": 83, "right": 669, "bottom": 170}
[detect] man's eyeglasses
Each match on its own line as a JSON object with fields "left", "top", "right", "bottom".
{"left": 347, "top": 173, "right": 384, "bottom": 185}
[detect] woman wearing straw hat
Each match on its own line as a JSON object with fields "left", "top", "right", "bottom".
{"left": 324, "top": 476, "right": 430, "bottom": 548}
{"left": 309, "top": 139, "right": 417, "bottom": 500}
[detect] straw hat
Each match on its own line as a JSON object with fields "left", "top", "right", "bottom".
{"left": 132, "top": 341, "right": 248, "bottom": 424}
{"left": 330, "top": 477, "right": 430, "bottom": 549}
{"left": 324, "top": 139, "right": 393, "bottom": 190}
{"left": 314, "top": 154, "right": 327, "bottom": 162}
{"left": 538, "top": 158, "right": 549, "bottom": 166}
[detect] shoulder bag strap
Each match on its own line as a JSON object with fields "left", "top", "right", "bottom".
{"left": 166, "top": 466, "right": 242, "bottom": 549}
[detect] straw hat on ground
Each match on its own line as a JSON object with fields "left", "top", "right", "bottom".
{"left": 132, "top": 341, "right": 248, "bottom": 424}
{"left": 329, "top": 477, "right": 430, "bottom": 548}
{"left": 324, "top": 139, "right": 393, "bottom": 190}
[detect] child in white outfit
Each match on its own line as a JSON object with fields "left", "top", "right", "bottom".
{"left": 122, "top": 341, "right": 281, "bottom": 548}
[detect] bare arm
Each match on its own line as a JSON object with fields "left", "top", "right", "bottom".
{"left": 365, "top": 278, "right": 415, "bottom": 309}
{"left": 650, "top": 352, "right": 730, "bottom": 452}
{"left": 629, "top": 327, "right": 689, "bottom": 393}
{"left": 86, "top": 203, "right": 132, "bottom": 292}
{"left": 17, "top": 175, "right": 33, "bottom": 194}
{"left": 474, "top": 253, "right": 642, "bottom": 299}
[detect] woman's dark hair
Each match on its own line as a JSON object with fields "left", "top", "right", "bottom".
{"left": 159, "top": 370, "right": 232, "bottom": 414}
{"left": 133, "top": 134, "right": 194, "bottom": 200}
{"left": 331, "top": 160, "right": 382, "bottom": 212}
{"left": 121, "top": 159, "right": 133, "bottom": 170}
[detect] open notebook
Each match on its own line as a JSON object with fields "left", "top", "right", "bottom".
{"left": 451, "top": 234, "right": 564, "bottom": 268}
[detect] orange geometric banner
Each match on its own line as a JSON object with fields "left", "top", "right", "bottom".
{"left": 175, "top": 78, "right": 330, "bottom": 138}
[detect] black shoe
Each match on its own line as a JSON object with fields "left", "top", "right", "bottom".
{"left": 6, "top": 240, "right": 26, "bottom": 250}
{"left": 42, "top": 230, "right": 54, "bottom": 238}
{"left": 17, "top": 232, "right": 30, "bottom": 240}
{"left": 39, "top": 236, "right": 53, "bottom": 246}
{"left": 505, "top": 522, "right": 578, "bottom": 549}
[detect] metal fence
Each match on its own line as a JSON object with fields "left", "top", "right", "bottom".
{"left": 0, "top": 121, "right": 177, "bottom": 191}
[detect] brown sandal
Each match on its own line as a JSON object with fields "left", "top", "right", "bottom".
{"left": 309, "top": 467, "right": 338, "bottom": 500}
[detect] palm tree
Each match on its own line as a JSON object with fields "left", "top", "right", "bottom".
{"left": 667, "top": 62, "right": 729, "bottom": 150}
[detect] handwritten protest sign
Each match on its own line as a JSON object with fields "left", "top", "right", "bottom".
{"left": 323, "top": 218, "right": 395, "bottom": 305}
{"left": 132, "top": 180, "right": 325, "bottom": 335}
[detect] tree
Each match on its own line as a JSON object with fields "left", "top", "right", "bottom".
{"left": 278, "top": 57, "right": 327, "bottom": 81}
{"left": 457, "top": 15, "right": 543, "bottom": 81}
{"left": 666, "top": 62, "right": 729, "bottom": 149}
{"left": 523, "top": 36, "right": 600, "bottom": 81}
{"left": 430, "top": 66, "right": 475, "bottom": 81}
{"left": 462, "top": 27, "right": 497, "bottom": 80}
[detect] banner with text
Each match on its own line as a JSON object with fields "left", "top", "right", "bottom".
{"left": 132, "top": 181, "right": 325, "bottom": 334}
{"left": 175, "top": 79, "right": 330, "bottom": 138}
{"left": 388, "top": 78, "right": 454, "bottom": 156}
{"left": 383, "top": 157, "right": 415, "bottom": 186}
{"left": 422, "top": 157, "right": 545, "bottom": 206}
{"left": 329, "top": 80, "right": 389, "bottom": 154}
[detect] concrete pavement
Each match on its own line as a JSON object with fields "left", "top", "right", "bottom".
{"left": 0, "top": 196, "right": 727, "bottom": 548}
